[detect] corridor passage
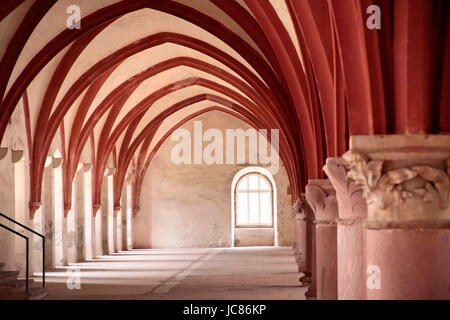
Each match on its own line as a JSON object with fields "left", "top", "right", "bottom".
{"left": 38, "top": 247, "right": 306, "bottom": 300}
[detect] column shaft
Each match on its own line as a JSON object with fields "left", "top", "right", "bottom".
{"left": 121, "top": 185, "right": 128, "bottom": 251}
{"left": 75, "top": 167, "right": 85, "bottom": 261}
{"left": 304, "top": 222, "right": 316, "bottom": 299}
{"left": 306, "top": 179, "right": 338, "bottom": 300}
{"left": 324, "top": 157, "right": 367, "bottom": 299}
{"left": 315, "top": 222, "right": 337, "bottom": 299}
{"left": 101, "top": 178, "right": 110, "bottom": 255}
{"left": 292, "top": 196, "right": 307, "bottom": 273}
{"left": 43, "top": 165, "right": 54, "bottom": 268}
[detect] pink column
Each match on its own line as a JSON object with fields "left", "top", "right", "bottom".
{"left": 303, "top": 210, "right": 314, "bottom": 286}
{"left": 292, "top": 195, "right": 315, "bottom": 290}
{"left": 324, "top": 157, "right": 367, "bottom": 300}
{"left": 292, "top": 195, "right": 307, "bottom": 273}
{"left": 344, "top": 135, "right": 450, "bottom": 300}
{"left": 304, "top": 219, "right": 316, "bottom": 299}
{"left": 306, "top": 179, "right": 338, "bottom": 300}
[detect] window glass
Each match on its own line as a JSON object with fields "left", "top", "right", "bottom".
{"left": 236, "top": 193, "right": 248, "bottom": 225}
{"left": 237, "top": 176, "right": 248, "bottom": 191}
{"left": 248, "top": 174, "right": 259, "bottom": 190}
{"left": 248, "top": 193, "right": 259, "bottom": 224}
{"left": 235, "top": 172, "right": 273, "bottom": 227}
{"left": 259, "top": 176, "right": 271, "bottom": 190}
{"left": 260, "top": 193, "right": 272, "bottom": 224}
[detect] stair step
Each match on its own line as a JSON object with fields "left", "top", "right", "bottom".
{"left": 0, "top": 279, "right": 35, "bottom": 292}
{"left": 0, "top": 286, "right": 48, "bottom": 300}
{"left": 27, "top": 287, "right": 48, "bottom": 300}
{"left": 0, "top": 271, "right": 19, "bottom": 284}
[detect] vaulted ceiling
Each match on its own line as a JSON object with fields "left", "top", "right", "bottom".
{"left": 0, "top": 0, "right": 448, "bottom": 218}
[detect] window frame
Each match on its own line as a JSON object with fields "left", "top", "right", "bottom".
{"left": 234, "top": 171, "right": 274, "bottom": 228}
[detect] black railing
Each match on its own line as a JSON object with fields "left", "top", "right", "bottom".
{"left": 0, "top": 212, "right": 45, "bottom": 294}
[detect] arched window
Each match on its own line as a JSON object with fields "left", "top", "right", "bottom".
{"left": 235, "top": 172, "right": 273, "bottom": 227}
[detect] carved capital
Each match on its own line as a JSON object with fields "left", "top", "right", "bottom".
{"left": 125, "top": 172, "right": 133, "bottom": 183}
{"left": 299, "top": 273, "right": 311, "bottom": 287}
{"left": 64, "top": 202, "right": 71, "bottom": 218}
{"left": 11, "top": 149, "right": 24, "bottom": 163}
{"left": 323, "top": 157, "right": 366, "bottom": 221}
{"left": 133, "top": 207, "right": 140, "bottom": 217}
{"left": 305, "top": 179, "right": 338, "bottom": 223}
{"left": 0, "top": 147, "right": 7, "bottom": 160}
{"left": 92, "top": 203, "right": 101, "bottom": 217}
{"left": 343, "top": 135, "right": 450, "bottom": 224}
{"left": 292, "top": 195, "right": 307, "bottom": 221}
{"left": 113, "top": 206, "right": 122, "bottom": 217}
{"left": 52, "top": 157, "right": 62, "bottom": 169}
{"left": 29, "top": 201, "right": 42, "bottom": 220}
{"left": 104, "top": 167, "right": 116, "bottom": 177}
{"left": 44, "top": 156, "right": 53, "bottom": 168}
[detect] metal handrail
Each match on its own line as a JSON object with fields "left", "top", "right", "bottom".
{"left": 0, "top": 212, "right": 45, "bottom": 291}
{"left": 0, "top": 223, "right": 29, "bottom": 294}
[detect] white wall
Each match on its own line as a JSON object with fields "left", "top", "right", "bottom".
{"left": 133, "top": 111, "right": 294, "bottom": 248}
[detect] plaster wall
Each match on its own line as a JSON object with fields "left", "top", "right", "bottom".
{"left": 0, "top": 99, "right": 34, "bottom": 272}
{"left": 0, "top": 151, "right": 16, "bottom": 270}
{"left": 133, "top": 111, "right": 294, "bottom": 248}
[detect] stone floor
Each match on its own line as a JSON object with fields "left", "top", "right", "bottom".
{"left": 35, "top": 246, "right": 306, "bottom": 300}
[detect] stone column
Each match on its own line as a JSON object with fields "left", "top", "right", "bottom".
{"left": 115, "top": 207, "right": 122, "bottom": 252}
{"left": 32, "top": 156, "right": 52, "bottom": 273}
{"left": 306, "top": 179, "right": 338, "bottom": 300}
{"left": 62, "top": 218, "right": 68, "bottom": 266}
{"left": 301, "top": 189, "right": 317, "bottom": 299}
{"left": 121, "top": 184, "right": 128, "bottom": 251}
{"left": 66, "top": 177, "right": 77, "bottom": 264}
{"left": 43, "top": 163, "right": 55, "bottom": 268}
{"left": 109, "top": 182, "right": 117, "bottom": 253}
{"left": 344, "top": 134, "right": 450, "bottom": 300}
{"left": 52, "top": 157, "right": 64, "bottom": 267}
{"left": 94, "top": 206, "right": 102, "bottom": 257}
{"left": 74, "top": 164, "right": 85, "bottom": 261}
{"left": 101, "top": 171, "right": 115, "bottom": 255}
{"left": 292, "top": 196, "right": 307, "bottom": 273}
{"left": 101, "top": 178, "right": 110, "bottom": 255}
{"left": 113, "top": 210, "right": 118, "bottom": 253}
{"left": 304, "top": 216, "right": 316, "bottom": 299}
{"left": 12, "top": 151, "right": 30, "bottom": 276}
{"left": 293, "top": 195, "right": 315, "bottom": 290}
{"left": 82, "top": 164, "right": 95, "bottom": 259}
{"left": 122, "top": 176, "right": 133, "bottom": 250}
{"left": 324, "top": 157, "right": 367, "bottom": 300}
{"left": 32, "top": 206, "right": 45, "bottom": 274}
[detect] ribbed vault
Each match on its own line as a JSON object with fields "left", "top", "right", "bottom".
{"left": 0, "top": 0, "right": 448, "bottom": 220}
